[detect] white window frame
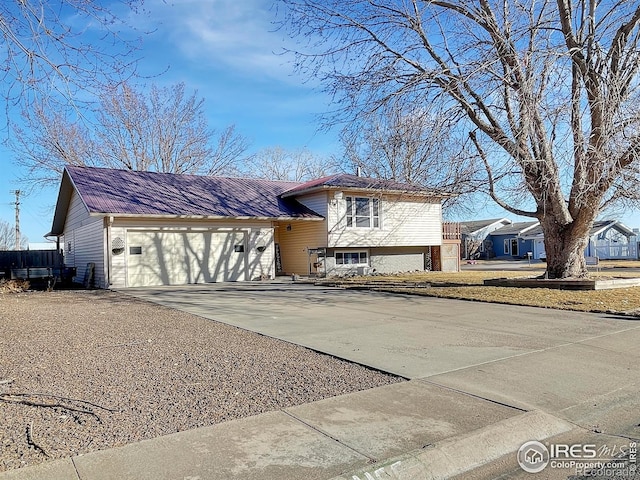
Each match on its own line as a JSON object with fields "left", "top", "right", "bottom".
{"left": 346, "top": 196, "right": 380, "bottom": 228}
{"left": 335, "top": 250, "right": 369, "bottom": 266}
{"left": 503, "top": 239, "right": 510, "bottom": 255}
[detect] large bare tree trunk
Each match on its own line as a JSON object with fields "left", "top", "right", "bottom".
{"left": 540, "top": 217, "right": 591, "bottom": 279}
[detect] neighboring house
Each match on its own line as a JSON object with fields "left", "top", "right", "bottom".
{"left": 519, "top": 219, "right": 637, "bottom": 260}
{"left": 487, "top": 221, "right": 540, "bottom": 259}
{"left": 486, "top": 219, "right": 636, "bottom": 261}
{"left": 459, "top": 218, "right": 512, "bottom": 259}
{"left": 585, "top": 220, "right": 637, "bottom": 260}
{"left": 48, "top": 166, "right": 455, "bottom": 288}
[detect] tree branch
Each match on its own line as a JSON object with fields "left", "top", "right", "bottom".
{"left": 469, "top": 131, "right": 537, "bottom": 217}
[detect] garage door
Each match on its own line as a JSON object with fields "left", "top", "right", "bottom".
{"left": 126, "top": 231, "right": 247, "bottom": 287}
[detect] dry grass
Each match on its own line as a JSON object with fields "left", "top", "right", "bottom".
{"left": 324, "top": 269, "right": 640, "bottom": 314}
{"left": 599, "top": 259, "right": 640, "bottom": 268}
{"left": 388, "top": 284, "right": 640, "bottom": 313}
{"left": 339, "top": 271, "right": 540, "bottom": 285}
{"left": 0, "top": 280, "right": 29, "bottom": 294}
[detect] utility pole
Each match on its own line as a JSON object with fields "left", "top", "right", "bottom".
{"left": 10, "top": 190, "right": 20, "bottom": 250}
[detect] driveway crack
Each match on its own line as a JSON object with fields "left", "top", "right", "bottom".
{"left": 281, "top": 410, "right": 377, "bottom": 463}
{"left": 415, "top": 378, "right": 528, "bottom": 412}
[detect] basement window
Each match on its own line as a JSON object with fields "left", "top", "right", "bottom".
{"left": 129, "top": 246, "right": 142, "bottom": 255}
{"left": 335, "top": 251, "right": 368, "bottom": 265}
{"left": 234, "top": 244, "right": 245, "bottom": 253}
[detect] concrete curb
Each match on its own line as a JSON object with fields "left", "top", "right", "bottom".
{"left": 329, "top": 410, "right": 574, "bottom": 480}
{"left": 0, "top": 459, "right": 79, "bottom": 480}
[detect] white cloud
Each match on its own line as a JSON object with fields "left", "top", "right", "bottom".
{"left": 142, "top": 0, "right": 298, "bottom": 81}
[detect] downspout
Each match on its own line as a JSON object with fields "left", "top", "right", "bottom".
{"left": 105, "top": 216, "right": 114, "bottom": 287}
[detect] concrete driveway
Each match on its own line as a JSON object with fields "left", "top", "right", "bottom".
{"left": 3, "top": 282, "right": 638, "bottom": 480}
{"left": 125, "top": 281, "right": 640, "bottom": 440}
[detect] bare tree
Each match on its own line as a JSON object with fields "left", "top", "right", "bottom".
{"left": 11, "top": 104, "right": 98, "bottom": 186}
{"left": 245, "top": 146, "right": 337, "bottom": 181}
{"left": 0, "top": 220, "right": 27, "bottom": 250}
{"left": 0, "top": 0, "right": 146, "bottom": 118}
{"left": 279, "top": 0, "right": 640, "bottom": 278}
{"left": 12, "top": 82, "right": 251, "bottom": 186}
{"left": 339, "top": 101, "right": 479, "bottom": 212}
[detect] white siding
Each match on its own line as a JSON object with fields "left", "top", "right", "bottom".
{"left": 110, "top": 227, "right": 127, "bottom": 287}
{"left": 295, "top": 192, "right": 328, "bottom": 216}
{"left": 62, "top": 233, "right": 74, "bottom": 268}
{"left": 71, "top": 220, "right": 106, "bottom": 288}
{"left": 63, "top": 190, "right": 99, "bottom": 231}
{"left": 62, "top": 190, "right": 105, "bottom": 280}
{"left": 328, "top": 194, "right": 442, "bottom": 248}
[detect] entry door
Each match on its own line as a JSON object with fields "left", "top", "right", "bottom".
{"left": 126, "top": 231, "right": 247, "bottom": 287}
{"left": 510, "top": 238, "right": 519, "bottom": 257}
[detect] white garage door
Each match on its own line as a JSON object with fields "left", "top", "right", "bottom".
{"left": 126, "top": 231, "right": 247, "bottom": 287}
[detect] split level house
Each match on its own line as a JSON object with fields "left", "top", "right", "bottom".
{"left": 48, "top": 166, "right": 458, "bottom": 288}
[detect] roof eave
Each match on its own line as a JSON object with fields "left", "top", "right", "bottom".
{"left": 280, "top": 184, "right": 334, "bottom": 198}
{"left": 280, "top": 184, "right": 453, "bottom": 199}
{"left": 591, "top": 220, "right": 635, "bottom": 237}
{"left": 49, "top": 169, "right": 75, "bottom": 236}
{"left": 468, "top": 218, "right": 512, "bottom": 235}
{"left": 90, "top": 212, "right": 325, "bottom": 222}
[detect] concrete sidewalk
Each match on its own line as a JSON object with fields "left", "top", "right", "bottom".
{"left": 3, "top": 283, "right": 639, "bottom": 479}
{"left": 0, "top": 381, "right": 575, "bottom": 480}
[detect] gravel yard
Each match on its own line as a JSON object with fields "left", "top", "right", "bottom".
{"left": 0, "top": 290, "right": 400, "bottom": 472}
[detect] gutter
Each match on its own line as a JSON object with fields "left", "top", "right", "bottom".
{"left": 87, "top": 213, "right": 325, "bottom": 222}
{"left": 280, "top": 185, "right": 453, "bottom": 199}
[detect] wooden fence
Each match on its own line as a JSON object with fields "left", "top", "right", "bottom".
{"left": 0, "top": 250, "right": 64, "bottom": 269}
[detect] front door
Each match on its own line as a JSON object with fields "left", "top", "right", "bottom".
{"left": 510, "top": 238, "right": 519, "bottom": 257}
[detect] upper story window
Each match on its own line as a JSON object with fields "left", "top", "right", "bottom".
{"left": 346, "top": 196, "right": 380, "bottom": 228}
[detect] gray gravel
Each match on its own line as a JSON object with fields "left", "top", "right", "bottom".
{"left": 0, "top": 290, "right": 401, "bottom": 472}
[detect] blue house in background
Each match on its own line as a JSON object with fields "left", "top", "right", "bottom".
{"left": 459, "top": 218, "right": 512, "bottom": 259}
{"left": 486, "top": 219, "right": 637, "bottom": 260}
{"left": 487, "top": 221, "right": 539, "bottom": 259}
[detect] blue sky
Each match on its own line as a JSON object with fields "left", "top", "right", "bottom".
{"left": 0, "top": 0, "right": 341, "bottom": 243}
{"left": 0, "top": 0, "right": 638, "bottom": 244}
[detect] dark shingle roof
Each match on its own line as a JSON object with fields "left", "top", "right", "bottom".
{"left": 280, "top": 173, "right": 448, "bottom": 198}
{"left": 64, "top": 166, "right": 321, "bottom": 219}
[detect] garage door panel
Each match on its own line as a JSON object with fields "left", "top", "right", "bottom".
{"left": 126, "top": 231, "right": 247, "bottom": 287}
{"left": 127, "top": 232, "right": 173, "bottom": 287}
{"left": 207, "top": 232, "right": 246, "bottom": 282}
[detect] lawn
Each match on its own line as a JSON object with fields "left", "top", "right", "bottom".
{"left": 321, "top": 266, "right": 640, "bottom": 314}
